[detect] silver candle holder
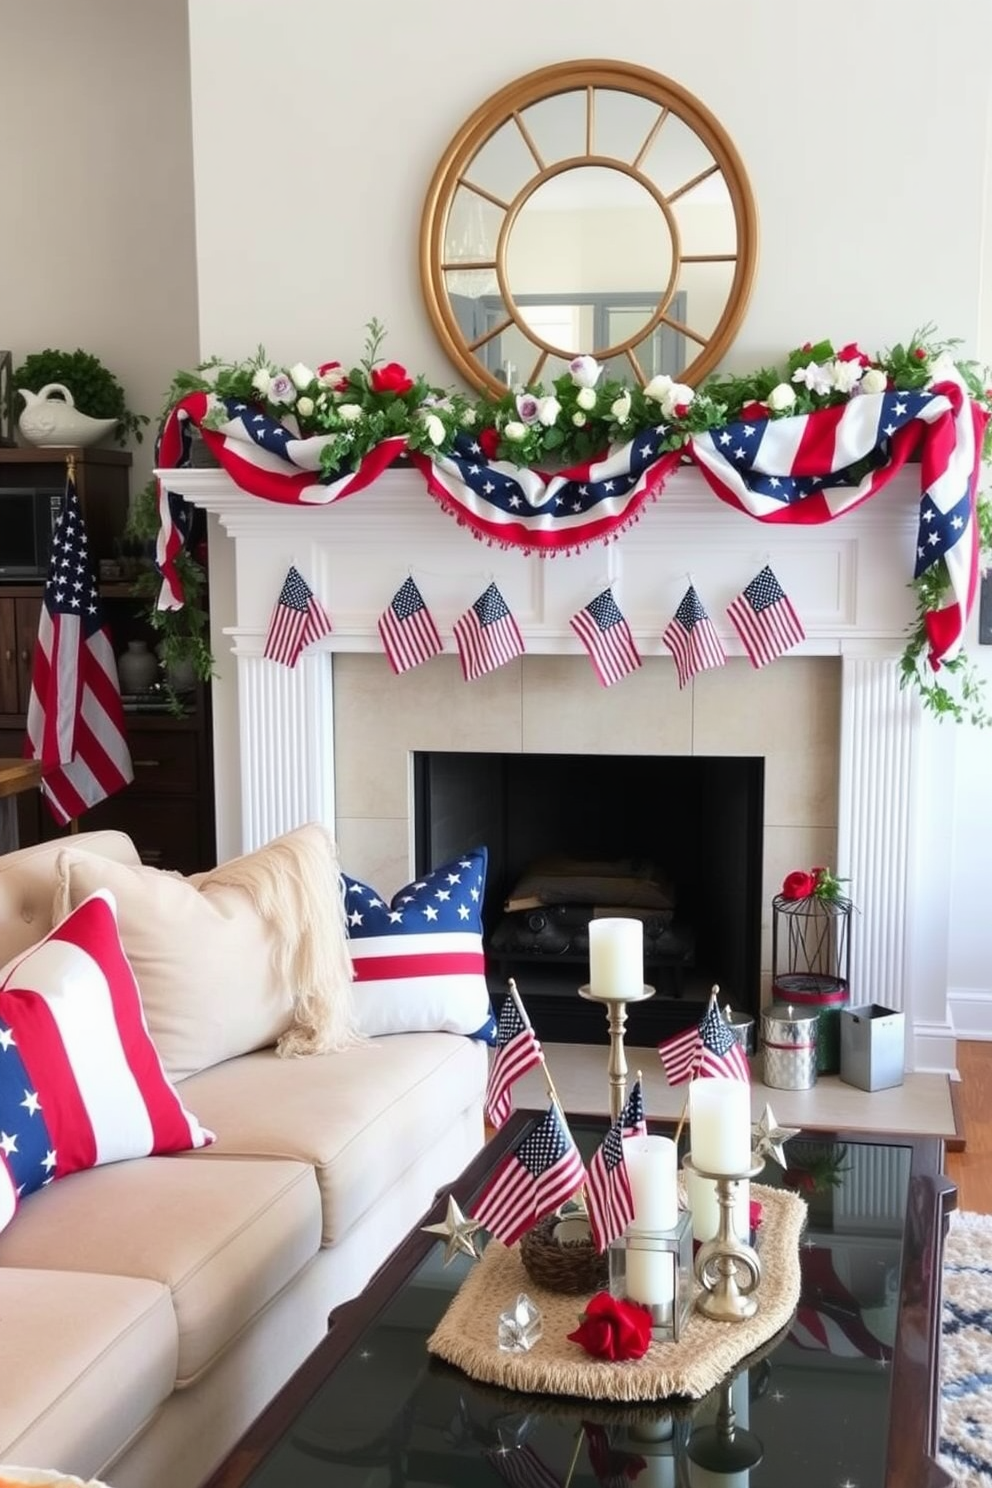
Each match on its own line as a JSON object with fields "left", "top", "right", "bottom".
{"left": 578, "top": 983, "right": 655, "bottom": 1122}
{"left": 683, "top": 1153, "right": 765, "bottom": 1322}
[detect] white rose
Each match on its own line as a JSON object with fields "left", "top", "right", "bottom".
{"left": 572, "top": 411, "right": 587, "bottom": 427}
{"left": 504, "top": 421, "right": 527, "bottom": 442}
{"left": 766, "top": 382, "right": 796, "bottom": 412}
{"left": 643, "top": 373, "right": 674, "bottom": 403}
{"left": 461, "top": 406, "right": 477, "bottom": 426}
{"left": 576, "top": 386, "right": 597, "bottom": 412}
{"left": 536, "top": 395, "right": 561, "bottom": 427}
{"left": 569, "top": 354, "right": 603, "bottom": 389}
{"left": 611, "top": 391, "right": 632, "bottom": 422}
{"left": 289, "top": 361, "right": 315, "bottom": 390}
{"left": 830, "top": 358, "right": 864, "bottom": 395}
{"left": 424, "top": 413, "right": 446, "bottom": 446}
{"left": 252, "top": 367, "right": 272, "bottom": 396}
{"left": 791, "top": 360, "right": 834, "bottom": 396}
{"left": 337, "top": 403, "right": 363, "bottom": 423}
{"left": 659, "top": 383, "right": 695, "bottom": 419}
{"left": 296, "top": 395, "right": 315, "bottom": 418}
{"left": 859, "top": 367, "right": 888, "bottom": 395}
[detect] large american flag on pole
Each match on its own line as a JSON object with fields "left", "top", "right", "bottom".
{"left": 726, "top": 565, "right": 805, "bottom": 668}
{"left": 453, "top": 582, "right": 525, "bottom": 680}
{"left": 570, "top": 589, "right": 642, "bottom": 687}
{"left": 662, "top": 585, "right": 727, "bottom": 688}
{"left": 658, "top": 1000, "right": 750, "bottom": 1086}
{"left": 485, "top": 995, "right": 543, "bottom": 1129}
{"left": 378, "top": 576, "right": 443, "bottom": 674}
{"left": 472, "top": 1104, "right": 587, "bottom": 1246}
{"left": 24, "top": 473, "right": 133, "bottom": 825}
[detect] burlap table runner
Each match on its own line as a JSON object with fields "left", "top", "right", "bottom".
{"left": 427, "top": 1184, "right": 806, "bottom": 1402}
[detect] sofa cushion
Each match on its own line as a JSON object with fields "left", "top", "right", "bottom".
{"left": 0, "top": 1268, "right": 176, "bottom": 1474}
{"left": 176, "top": 1033, "right": 488, "bottom": 1246}
{"left": 53, "top": 823, "right": 358, "bottom": 1081}
{"left": 0, "top": 1155, "right": 321, "bottom": 1387}
{"left": 0, "top": 829, "right": 139, "bottom": 969}
{"left": 344, "top": 847, "right": 495, "bottom": 1040}
{"left": 0, "top": 890, "right": 213, "bottom": 1234}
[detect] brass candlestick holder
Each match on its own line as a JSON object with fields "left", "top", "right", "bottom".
{"left": 683, "top": 1153, "right": 765, "bottom": 1322}
{"left": 578, "top": 983, "right": 655, "bottom": 1122}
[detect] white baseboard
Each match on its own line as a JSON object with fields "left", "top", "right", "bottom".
{"left": 912, "top": 1018, "right": 960, "bottom": 1075}
{"left": 948, "top": 988, "right": 992, "bottom": 1040}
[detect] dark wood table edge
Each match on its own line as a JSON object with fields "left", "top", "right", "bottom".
{"left": 200, "top": 1115, "right": 955, "bottom": 1488}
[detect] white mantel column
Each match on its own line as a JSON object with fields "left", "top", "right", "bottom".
{"left": 237, "top": 649, "right": 335, "bottom": 851}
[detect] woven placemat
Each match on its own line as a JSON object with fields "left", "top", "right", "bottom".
{"left": 427, "top": 1184, "right": 806, "bottom": 1402}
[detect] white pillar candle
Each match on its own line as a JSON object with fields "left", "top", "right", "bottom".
{"left": 623, "top": 1135, "right": 678, "bottom": 1232}
{"left": 684, "top": 1165, "right": 750, "bottom": 1244}
{"left": 689, "top": 1077, "right": 751, "bottom": 1175}
{"left": 625, "top": 1240, "right": 674, "bottom": 1316}
{"left": 588, "top": 917, "right": 643, "bottom": 999}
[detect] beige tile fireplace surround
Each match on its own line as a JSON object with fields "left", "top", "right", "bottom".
{"left": 161, "top": 462, "right": 962, "bottom": 1081}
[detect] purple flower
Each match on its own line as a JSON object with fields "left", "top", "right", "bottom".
{"left": 515, "top": 393, "right": 540, "bottom": 425}
{"left": 267, "top": 373, "right": 297, "bottom": 405}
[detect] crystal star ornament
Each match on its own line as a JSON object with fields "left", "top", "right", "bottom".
{"left": 421, "top": 1194, "right": 483, "bottom": 1265}
{"left": 752, "top": 1104, "right": 799, "bottom": 1169}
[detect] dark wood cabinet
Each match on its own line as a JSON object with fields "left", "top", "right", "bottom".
{"left": 0, "top": 448, "right": 216, "bottom": 872}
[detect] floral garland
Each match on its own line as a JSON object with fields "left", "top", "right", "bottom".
{"left": 163, "top": 321, "right": 992, "bottom": 725}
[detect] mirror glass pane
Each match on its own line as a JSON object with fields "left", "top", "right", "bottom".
{"left": 641, "top": 114, "right": 719, "bottom": 199}
{"left": 591, "top": 87, "right": 667, "bottom": 165}
{"left": 517, "top": 91, "right": 587, "bottom": 166}
{"left": 674, "top": 260, "right": 735, "bottom": 341}
{"left": 465, "top": 120, "right": 536, "bottom": 201}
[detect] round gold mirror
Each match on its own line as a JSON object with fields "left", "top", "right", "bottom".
{"left": 420, "top": 60, "right": 758, "bottom": 396}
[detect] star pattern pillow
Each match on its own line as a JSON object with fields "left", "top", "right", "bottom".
{"left": 343, "top": 846, "right": 496, "bottom": 1041}
{"left": 0, "top": 889, "right": 213, "bottom": 1234}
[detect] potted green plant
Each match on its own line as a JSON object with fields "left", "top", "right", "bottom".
{"left": 125, "top": 480, "right": 214, "bottom": 715}
{"left": 13, "top": 347, "right": 149, "bottom": 447}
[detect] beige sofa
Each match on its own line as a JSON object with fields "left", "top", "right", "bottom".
{"left": 0, "top": 830, "right": 487, "bottom": 1488}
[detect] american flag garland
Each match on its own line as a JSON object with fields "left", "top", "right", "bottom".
{"left": 155, "top": 376, "right": 986, "bottom": 672}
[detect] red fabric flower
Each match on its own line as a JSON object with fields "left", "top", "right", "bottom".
{"left": 781, "top": 869, "right": 816, "bottom": 900}
{"left": 836, "top": 341, "right": 870, "bottom": 367}
{"left": 913, "top": 347, "right": 927, "bottom": 360}
{"left": 478, "top": 426, "right": 500, "bottom": 460}
{"left": 749, "top": 1199, "right": 763, "bottom": 1231}
{"left": 370, "top": 361, "right": 414, "bottom": 395}
{"left": 741, "top": 399, "right": 769, "bottom": 422}
{"left": 567, "top": 1292, "right": 653, "bottom": 1361}
{"left": 317, "top": 360, "right": 349, "bottom": 390}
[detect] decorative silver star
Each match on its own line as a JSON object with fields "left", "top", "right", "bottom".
{"left": 421, "top": 1194, "right": 483, "bottom": 1265}
{"left": 752, "top": 1104, "right": 799, "bottom": 1169}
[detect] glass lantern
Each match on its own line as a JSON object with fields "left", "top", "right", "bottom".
{"left": 607, "top": 1210, "right": 693, "bottom": 1341}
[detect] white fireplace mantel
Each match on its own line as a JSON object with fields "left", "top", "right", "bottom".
{"left": 159, "top": 463, "right": 959, "bottom": 1074}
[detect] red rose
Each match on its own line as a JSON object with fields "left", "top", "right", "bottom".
{"left": 913, "top": 348, "right": 927, "bottom": 361}
{"left": 749, "top": 1199, "right": 763, "bottom": 1232}
{"left": 741, "top": 400, "right": 769, "bottom": 422}
{"left": 370, "top": 361, "right": 414, "bottom": 395}
{"left": 478, "top": 426, "right": 500, "bottom": 460}
{"left": 317, "top": 360, "right": 349, "bottom": 391}
{"left": 673, "top": 401, "right": 691, "bottom": 419}
{"left": 567, "top": 1291, "right": 653, "bottom": 1361}
{"left": 781, "top": 869, "right": 816, "bottom": 900}
{"left": 837, "top": 342, "right": 870, "bottom": 367}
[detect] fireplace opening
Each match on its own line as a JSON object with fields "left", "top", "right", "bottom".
{"left": 413, "top": 752, "right": 764, "bottom": 1045}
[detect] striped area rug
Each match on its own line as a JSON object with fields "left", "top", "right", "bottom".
{"left": 941, "top": 1211, "right": 992, "bottom": 1485}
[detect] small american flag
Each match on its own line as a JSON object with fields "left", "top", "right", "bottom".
{"left": 24, "top": 473, "right": 134, "bottom": 825}
{"left": 726, "top": 565, "right": 805, "bottom": 668}
{"left": 586, "top": 1112, "right": 634, "bottom": 1253}
{"left": 584, "top": 1423, "right": 646, "bottom": 1488}
{"left": 485, "top": 995, "right": 543, "bottom": 1129}
{"left": 377, "top": 576, "right": 443, "bottom": 675}
{"left": 472, "top": 1104, "right": 586, "bottom": 1246}
{"left": 483, "top": 1444, "right": 563, "bottom": 1488}
{"left": 620, "top": 1078, "right": 647, "bottom": 1138}
{"left": 662, "top": 584, "right": 727, "bottom": 688}
{"left": 454, "top": 582, "right": 525, "bottom": 681}
{"left": 658, "top": 1000, "right": 750, "bottom": 1086}
{"left": 570, "top": 588, "right": 642, "bottom": 687}
{"left": 263, "top": 565, "right": 332, "bottom": 667}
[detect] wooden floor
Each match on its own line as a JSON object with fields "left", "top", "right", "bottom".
{"left": 945, "top": 1041, "right": 992, "bottom": 1213}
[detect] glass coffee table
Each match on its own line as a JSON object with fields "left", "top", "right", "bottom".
{"left": 203, "top": 1113, "right": 955, "bottom": 1488}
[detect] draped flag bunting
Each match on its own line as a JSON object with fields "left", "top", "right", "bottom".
{"left": 378, "top": 576, "right": 443, "bottom": 674}
{"left": 662, "top": 585, "right": 727, "bottom": 688}
{"left": 472, "top": 1104, "right": 586, "bottom": 1247}
{"left": 658, "top": 1000, "right": 751, "bottom": 1085}
{"left": 155, "top": 378, "right": 988, "bottom": 668}
{"left": 25, "top": 473, "right": 134, "bottom": 825}
{"left": 453, "top": 582, "right": 525, "bottom": 680}
{"left": 726, "top": 565, "right": 805, "bottom": 668}
{"left": 570, "top": 589, "right": 642, "bottom": 687}
{"left": 263, "top": 565, "right": 332, "bottom": 667}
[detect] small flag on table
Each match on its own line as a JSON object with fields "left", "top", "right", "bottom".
{"left": 378, "top": 576, "right": 443, "bottom": 675}
{"left": 472, "top": 1103, "right": 587, "bottom": 1247}
{"left": 726, "top": 565, "right": 805, "bottom": 668}
{"left": 263, "top": 565, "right": 332, "bottom": 668}
{"left": 658, "top": 1000, "right": 750, "bottom": 1086}
{"left": 570, "top": 588, "right": 642, "bottom": 687}
{"left": 454, "top": 581, "right": 525, "bottom": 681}
{"left": 662, "top": 584, "right": 727, "bottom": 688}
{"left": 485, "top": 995, "right": 543, "bottom": 1129}
{"left": 25, "top": 470, "right": 134, "bottom": 825}
{"left": 585, "top": 1084, "right": 649, "bottom": 1253}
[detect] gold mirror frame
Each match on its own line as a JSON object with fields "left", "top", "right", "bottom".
{"left": 420, "top": 59, "right": 759, "bottom": 396}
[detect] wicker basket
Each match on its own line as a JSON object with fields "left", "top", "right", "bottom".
{"left": 519, "top": 1214, "right": 609, "bottom": 1295}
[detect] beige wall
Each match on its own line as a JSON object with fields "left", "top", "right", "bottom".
{"left": 0, "top": 0, "right": 199, "bottom": 493}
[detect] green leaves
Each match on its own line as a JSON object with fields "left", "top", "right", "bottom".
{"left": 14, "top": 347, "right": 149, "bottom": 446}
